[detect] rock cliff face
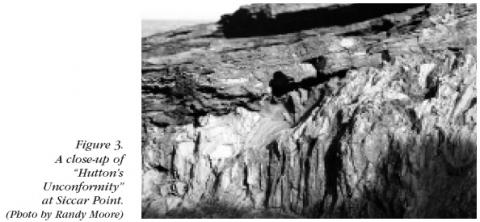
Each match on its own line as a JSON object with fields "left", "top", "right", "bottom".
{"left": 142, "top": 4, "right": 477, "bottom": 218}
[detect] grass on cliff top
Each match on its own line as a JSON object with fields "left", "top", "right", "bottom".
{"left": 165, "top": 200, "right": 298, "bottom": 218}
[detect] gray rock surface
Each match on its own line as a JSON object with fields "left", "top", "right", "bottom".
{"left": 142, "top": 3, "right": 476, "bottom": 218}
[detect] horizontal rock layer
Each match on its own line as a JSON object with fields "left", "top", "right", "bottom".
{"left": 142, "top": 3, "right": 476, "bottom": 218}
{"left": 219, "top": 3, "right": 426, "bottom": 37}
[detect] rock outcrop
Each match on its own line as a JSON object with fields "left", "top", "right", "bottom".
{"left": 142, "top": 4, "right": 476, "bottom": 218}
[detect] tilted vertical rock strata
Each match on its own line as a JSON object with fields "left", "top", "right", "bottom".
{"left": 142, "top": 4, "right": 476, "bottom": 218}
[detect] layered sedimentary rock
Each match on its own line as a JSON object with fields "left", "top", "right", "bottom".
{"left": 142, "top": 4, "right": 476, "bottom": 218}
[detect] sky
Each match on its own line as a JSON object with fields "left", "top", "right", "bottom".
{"left": 142, "top": 0, "right": 468, "bottom": 20}
{"left": 142, "top": 0, "right": 248, "bottom": 21}
{"left": 141, "top": 0, "right": 264, "bottom": 21}
{"left": 141, "top": 0, "right": 265, "bottom": 36}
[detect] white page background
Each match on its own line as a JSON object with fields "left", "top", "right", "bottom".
{"left": 0, "top": 0, "right": 140, "bottom": 221}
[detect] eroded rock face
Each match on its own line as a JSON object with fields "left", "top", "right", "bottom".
{"left": 219, "top": 3, "right": 425, "bottom": 37}
{"left": 142, "top": 4, "right": 476, "bottom": 218}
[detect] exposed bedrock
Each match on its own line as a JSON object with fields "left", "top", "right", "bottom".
{"left": 142, "top": 4, "right": 476, "bottom": 218}
{"left": 219, "top": 3, "right": 426, "bottom": 37}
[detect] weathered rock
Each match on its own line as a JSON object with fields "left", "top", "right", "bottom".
{"left": 142, "top": 3, "right": 476, "bottom": 218}
{"left": 219, "top": 4, "right": 426, "bottom": 37}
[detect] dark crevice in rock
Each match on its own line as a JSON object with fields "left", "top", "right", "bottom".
{"left": 322, "top": 111, "right": 346, "bottom": 213}
{"left": 166, "top": 30, "right": 193, "bottom": 38}
{"left": 406, "top": 108, "right": 422, "bottom": 133}
{"left": 243, "top": 164, "right": 255, "bottom": 204}
{"left": 269, "top": 71, "right": 295, "bottom": 97}
{"left": 293, "top": 84, "right": 331, "bottom": 127}
{"left": 220, "top": 42, "right": 286, "bottom": 53}
{"left": 281, "top": 149, "right": 287, "bottom": 175}
{"left": 424, "top": 72, "right": 440, "bottom": 100}
{"left": 381, "top": 50, "right": 392, "bottom": 63}
{"left": 303, "top": 138, "right": 317, "bottom": 211}
{"left": 171, "top": 146, "right": 177, "bottom": 178}
{"left": 154, "top": 165, "right": 170, "bottom": 173}
{"left": 212, "top": 171, "right": 223, "bottom": 194}
{"left": 283, "top": 68, "right": 348, "bottom": 127}
{"left": 297, "top": 71, "right": 347, "bottom": 89}
{"left": 243, "top": 165, "right": 250, "bottom": 194}
{"left": 469, "top": 97, "right": 476, "bottom": 110}
{"left": 192, "top": 111, "right": 208, "bottom": 127}
{"left": 269, "top": 68, "right": 347, "bottom": 99}
{"left": 220, "top": 4, "right": 426, "bottom": 38}
{"left": 193, "top": 133, "right": 201, "bottom": 155}
{"left": 267, "top": 140, "right": 281, "bottom": 159}
{"left": 149, "top": 116, "right": 171, "bottom": 128}
{"left": 265, "top": 155, "right": 273, "bottom": 208}
{"left": 424, "top": 84, "right": 438, "bottom": 99}
{"left": 321, "top": 109, "right": 356, "bottom": 216}
{"left": 304, "top": 56, "right": 328, "bottom": 72}
{"left": 142, "top": 85, "right": 172, "bottom": 95}
{"left": 265, "top": 140, "right": 283, "bottom": 209}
